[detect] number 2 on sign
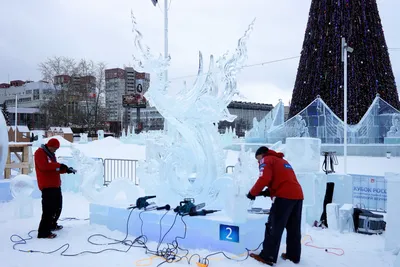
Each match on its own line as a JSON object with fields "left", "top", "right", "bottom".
{"left": 226, "top": 227, "right": 232, "bottom": 240}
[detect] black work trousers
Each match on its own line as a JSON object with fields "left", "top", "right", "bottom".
{"left": 260, "top": 197, "right": 303, "bottom": 263}
{"left": 38, "top": 187, "right": 63, "bottom": 237}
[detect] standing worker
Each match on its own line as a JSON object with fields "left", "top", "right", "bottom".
{"left": 247, "top": 146, "right": 304, "bottom": 265}
{"left": 34, "top": 138, "right": 75, "bottom": 239}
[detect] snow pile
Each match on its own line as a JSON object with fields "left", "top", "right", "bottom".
{"left": 87, "top": 136, "right": 122, "bottom": 148}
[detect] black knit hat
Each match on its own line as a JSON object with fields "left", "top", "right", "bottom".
{"left": 255, "top": 146, "right": 269, "bottom": 158}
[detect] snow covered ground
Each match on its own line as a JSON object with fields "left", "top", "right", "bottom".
{"left": 0, "top": 136, "right": 399, "bottom": 267}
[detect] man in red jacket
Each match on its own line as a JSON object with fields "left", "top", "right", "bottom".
{"left": 34, "top": 138, "right": 74, "bottom": 239}
{"left": 247, "top": 146, "right": 304, "bottom": 266}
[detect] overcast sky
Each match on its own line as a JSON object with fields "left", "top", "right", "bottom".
{"left": 0, "top": 0, "right": 399, "bottom": 106}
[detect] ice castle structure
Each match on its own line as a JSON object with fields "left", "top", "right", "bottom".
{"left": 246, "top": 94, "right": 400, "bottom": 145}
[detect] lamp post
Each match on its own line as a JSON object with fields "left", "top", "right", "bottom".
{"left": 14, "top": 94, "right": 17, "bottom": 142}
{"left": 150, "top": 0, "right": 169, "bottom": 133}
{"left": 341, "top": 37, "right": 353, "bottom": 174}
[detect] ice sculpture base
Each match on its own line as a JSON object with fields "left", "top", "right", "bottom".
{"left": 90, "top": 203, "right": 270, "bottom": 254}
{"left": 384, "top": 137, "right": 400, "bottom": 144}
{"left": 14, "top": 196, "right": 34, "bottom": 219}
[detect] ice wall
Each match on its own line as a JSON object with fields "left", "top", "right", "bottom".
{"left": 0, "top": 112, "right": 8, "bottom": 177}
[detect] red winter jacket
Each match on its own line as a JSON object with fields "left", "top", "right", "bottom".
{"left": 34, "top": 146, "right": 66, "bottom": 190}
{"left": 250, "top": 149, "right": 304, "bottom": 200}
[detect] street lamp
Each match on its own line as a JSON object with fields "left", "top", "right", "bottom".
{"left": 341, "top": 37, "right": 353, "bottom": 174}
{"left": 149, "top": 0, "right": 169, "bottom": 133}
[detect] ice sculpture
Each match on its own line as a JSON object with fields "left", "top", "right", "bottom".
{"left": 249, "top": 94, "right": 400, "bottom": 144}
{"left": 70, "top": 147, "right": 143, "bottom": 206}
{"left": 0, "top": 112, "right": 8, "bottom": 177}
{"left": 79, "top": 133, "right": 88, "bottom": 144}
{"left": 32, "top": 132, "right": 44, "bottom": 147}
{"left": 245, "top": 99, "right": 285, "bottom": 142}
{"left": 387, "top": 114, "right": 400, "bottom": 137}
{"left": 10, "top": 174, "right": 35, "bottom": 218}
{"left": 132, "top": 13, "right": 255, "bottom": 207}
{"left": 223, "top": 145, "right": 259, "bottom": 222}
{"left": 97, "top": 130, "right": 105, "bottom": 140}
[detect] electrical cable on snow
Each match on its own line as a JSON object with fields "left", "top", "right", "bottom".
{"left": 302, "top": 235, "right": 345, "bottom": 256}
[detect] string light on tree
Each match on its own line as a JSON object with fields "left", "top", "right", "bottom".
{"left": 289, "top": 0, "right": 400, "bottom": 124}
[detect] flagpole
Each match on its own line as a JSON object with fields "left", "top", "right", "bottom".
{"left": 14, "top": 94, "right": 17, "bottom": 142}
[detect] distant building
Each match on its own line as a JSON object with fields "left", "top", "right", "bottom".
{"left": 131, "top": 100, "right": 273, "bottom": 137}
{"left": 104, "top": 67, "right": 150, "bottom": 135}
{"left": 53, "top": 74, "right": 98, "bottom": 123}
{"left": 0, "top": 80, "right": 56, "bottom": 109}
{"left": 7, "top": 125, "right": 31, "bottom": 142}
{"left": 222, "top": 101, "right": 273, "bottom": 136}
{"left": 5, "top": 106, "right": 46, "bottom": 130}
{"left": 47, "top": 127, "right": 74, "bottom": 142}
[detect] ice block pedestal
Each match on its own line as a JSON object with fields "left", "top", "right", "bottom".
{"left": 296, "top": 172, "right": 327, "bottom": 225}
{"left": 385, "top": 172, "right": 400, "bottom": 252}
{"left": 90, "top": 203, "right": 269, "bottom": 254}
{"left": 327, "top": 173, "right": 353, "bottom": 207}
{"left": 285, "top": 137, "right": 321, "bottom": 173}
{"left": 285, "top": 137, "right": 326, "bottom": 225}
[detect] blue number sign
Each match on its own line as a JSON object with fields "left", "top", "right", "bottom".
{"left": 219, "top": 224, "right": 239, "bottom": 243}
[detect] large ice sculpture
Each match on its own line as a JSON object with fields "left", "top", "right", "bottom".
{"left": 132, "top": 13, "right": 255, "bottom": 207}
{"left": 250, "top": 94, "right": 400, "bottom": 144}
{"left": 0, "top": 112, "right": 8, "bottom": 177}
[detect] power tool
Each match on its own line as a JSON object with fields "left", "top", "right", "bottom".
{"left": 173, "top": 198, "right": 205, "bottom": 216}
{"left": 189, "top": 209, "right": 220, "bottom": 216}
{"left": 127, "top": 195, "right": 156, "bottom": 210}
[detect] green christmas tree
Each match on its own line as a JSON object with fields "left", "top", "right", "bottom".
{"left": 289, "top": 0, "right": 400, "bottom": 124}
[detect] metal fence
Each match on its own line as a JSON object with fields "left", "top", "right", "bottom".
{"left": 103, "top": 158, "right": 139, "bottom": 186}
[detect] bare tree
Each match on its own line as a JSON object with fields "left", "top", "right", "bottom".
{"left": 38, "top": 57, "right": 107, "bottom": 134}
{"left": 38, "top": 56, "right": 77, "bottom": 84}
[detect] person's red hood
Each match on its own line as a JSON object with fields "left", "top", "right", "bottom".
{"left": 265, "top": 149, "right": 284, "bottom": 159}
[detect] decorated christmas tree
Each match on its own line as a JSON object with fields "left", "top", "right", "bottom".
{"left": 289, "top": 0, "right": 399, "bottom": 124}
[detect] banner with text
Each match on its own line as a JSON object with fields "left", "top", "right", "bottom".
{"left": 351, "top": 174, "right": 387, "bottom": 212}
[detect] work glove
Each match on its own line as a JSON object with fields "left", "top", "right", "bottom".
{"left": 60, "top": 163, "right": 68, "bottom": 172}
{"left": 66, "top": 167, "right": 76, "bottom": 174}
{"left": 258, "top": 189, "right": 271, "bottom": 197}
{"left": 246, "top": 192, "right": 256, "bottom": 201}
